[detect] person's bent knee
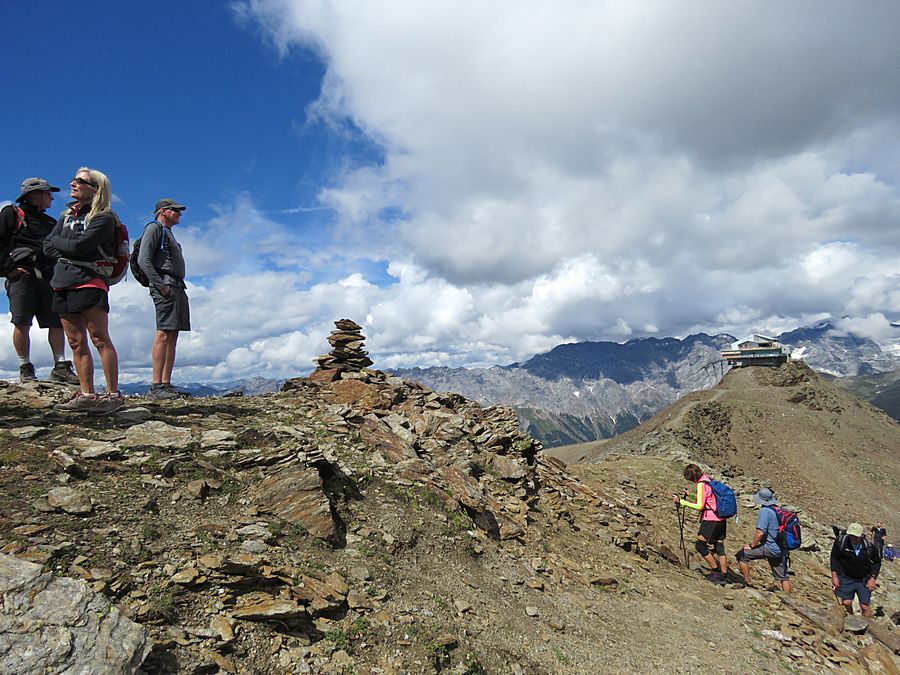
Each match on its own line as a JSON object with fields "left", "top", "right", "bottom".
{"left": 694, "top": 540, "right": 710, "bottom": 557}
{"left": 89, "top": 335, "right": 110, "bottom": 350}
{"left": 714, "top": 541, "right": 725, "bottom": 557}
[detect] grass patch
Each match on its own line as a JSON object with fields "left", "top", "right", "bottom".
{"left": 145, "top": 586, "right": 178, "bottom": 623}
{"left": 551, "top": 646, "right": 570, "bottom": 665}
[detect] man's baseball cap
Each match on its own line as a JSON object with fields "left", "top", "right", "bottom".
{"left": 17, "top": 177, "right": 61, "bottom": 202}
{"left": 155, "top": 198, "right": 186, "bottom": 212}
{"left": 846, "top": 523, "right": 864, "bottom": 537}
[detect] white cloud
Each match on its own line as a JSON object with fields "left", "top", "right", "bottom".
{"left": 7, "top": 3, "right": 899, "bottom": 382}
{"left": 833, "top": 314, "right": 899, "bottom": 345}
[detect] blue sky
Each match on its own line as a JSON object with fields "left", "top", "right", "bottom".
{"left": 4, "top": 1, "right": 357, "bottom": 253}
{"left": 2, "top": 1, "right": 899, "bottom": 383}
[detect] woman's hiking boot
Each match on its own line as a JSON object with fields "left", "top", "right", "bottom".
{"left": 55, "top": 392, "right": 99, "bottom": 412}
{"left": 93, "top": 392, "right": 125, "bottom": 415}
{"left": 49, "top": 360, "right": 80, "bottom": 385}
{"left": 19, "top": 363, "right": 37, "bottom": 383}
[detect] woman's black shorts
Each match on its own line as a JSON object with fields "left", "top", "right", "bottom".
{"left": 51, "top": 288, "right": 110, "bottom": 314}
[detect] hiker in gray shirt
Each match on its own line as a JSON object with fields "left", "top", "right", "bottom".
{"left": 137, "top": 199, "right": 189, "bottom": 400}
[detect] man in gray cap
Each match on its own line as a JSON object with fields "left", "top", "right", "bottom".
{"left": 137, "top": 199, "right": 190, "bottom": 399}
{"left": 0, "top": 178, "right": 78, "bottom": 384}
{"left": 831, "top": 522, "right": 880, "bottom": 617}
{"left": 735, "top": 487, "right": 792, "bottom": 592}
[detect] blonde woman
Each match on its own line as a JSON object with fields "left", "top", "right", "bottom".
{"left": 43, "top": 167, "right": 123, "bottom": 413}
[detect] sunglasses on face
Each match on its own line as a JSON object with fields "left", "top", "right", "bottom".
{"left": 72, "top": 176, "right": 97, "bottom": 187}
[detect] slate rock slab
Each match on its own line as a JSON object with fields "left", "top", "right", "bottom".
{"left": 121, "top": 420, "right": 194, "bottom": 450}
{"left": 0, "top": 554, "right": 151, "bottom": 674}
{"left": 46, "top": 487, "right": 93, "bottom": 515}
{"left": 255, "top": 466, "right": 337, "bottom": 541}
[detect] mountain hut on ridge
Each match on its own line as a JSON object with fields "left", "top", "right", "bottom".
{"left": 720, "top": 334, "right": 790, "bottom": 367}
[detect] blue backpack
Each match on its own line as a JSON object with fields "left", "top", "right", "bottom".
{"left": 700, "top": 479, "right": 737, "bottom": 518}
{"left": 767, "top": 506, "right": 802, "bottom": 550}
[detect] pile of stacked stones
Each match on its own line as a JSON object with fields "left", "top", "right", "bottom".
{"left": 313, "top": 319, "right": 374, "bottom": 376}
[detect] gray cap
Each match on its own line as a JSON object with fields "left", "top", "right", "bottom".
{"left": 155, "top": 198, "right": 186, "bottom": 213}
{"left": 17, "top": 177, "right": 60, "bottom": 202}
{"left": 752, "top": 487, "right": 779, "bottom": 507}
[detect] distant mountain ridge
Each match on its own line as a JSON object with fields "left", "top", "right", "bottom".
{"left": 393, "top": 321, "right": 899, "bottom": 447}
{"left": 119, "top": 376, "right": 282, "bottom": 398}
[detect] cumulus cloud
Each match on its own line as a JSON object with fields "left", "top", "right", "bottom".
{"left": 6, "top": 3, "right": 898, "bottom": 382}
{"left": 223, "top": 0, "right": 899, "bottom": 362}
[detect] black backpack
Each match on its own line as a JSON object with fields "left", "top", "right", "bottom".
{"left": 832, "top": 527, "right": 878, "bottom": 564}
{"left": 130, "top": 221, "right": 167, "bottom": 287}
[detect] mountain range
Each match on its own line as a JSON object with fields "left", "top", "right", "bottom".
{"left": 124, "top": 320, "right": 899, "bottom": 449}
{"left": 392, "top": 320, "right": 900, "bottom": 447}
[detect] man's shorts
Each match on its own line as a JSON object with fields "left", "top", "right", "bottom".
{"left": 698, "top": 519, "right": 727, "bottom": 544}
{"left": 150, "top": 285, "right": 190, "bottom": 332}
{"left": 52, "top": 288, "right": 110, "bottom": 315}
{"left": 835, "top": 575, "right": 872, "bottom": 605}
{"left": 736, "top": 546, "right": 789, "bottom": 581}
{"left": 6, "top": 275, "right": 61, "bottom": 328}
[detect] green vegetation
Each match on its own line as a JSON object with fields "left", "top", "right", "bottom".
{"left": 448, "top": 509, "right": 473, "bottom": 531}
{"left": 325, "top": 627, "right": 349, "bottom": 650}
{"left": 551, "top": 646, "right": 571, "bottom": 665}
{"left": 145, "top": 586, "right": 177, "bottom": 623}
{"left": 141, "top": 524, "right": 162, "bottom": 541}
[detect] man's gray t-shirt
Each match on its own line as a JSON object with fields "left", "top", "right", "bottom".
{"left": 756, "top": 506, "right": 782, "bottom": 555}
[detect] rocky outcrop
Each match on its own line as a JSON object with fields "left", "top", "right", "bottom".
{"left": 0, "top": 554, "right": 152, "bottom": 674}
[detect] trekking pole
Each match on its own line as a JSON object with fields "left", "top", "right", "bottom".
{"left": 675, "top": 503, "right": 689, "bottom": 568}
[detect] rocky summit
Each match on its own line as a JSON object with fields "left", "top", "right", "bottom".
{"left": 0, "top": 330, "right": 898, "bottom": 673}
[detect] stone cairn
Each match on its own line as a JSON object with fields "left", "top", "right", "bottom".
{"left": 313, "top": 319, "right": 374, "bottom": 377}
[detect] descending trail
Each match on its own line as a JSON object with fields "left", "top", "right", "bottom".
{"left": 666, "top": 388, "right": 726, "bottom": 430}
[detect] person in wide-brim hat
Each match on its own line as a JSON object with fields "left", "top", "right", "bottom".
{"left": 16, "top": 177, "right": 60, "bottom": 202}
{"left": 737, "top": 487, "right": 792, "bottom": 593}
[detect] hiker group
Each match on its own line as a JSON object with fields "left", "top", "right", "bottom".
{"left": 0, "top": 172, "right": 191, "bottom": 412}
{"left": 674, "top": 464, "right": 883, "bottom": 617}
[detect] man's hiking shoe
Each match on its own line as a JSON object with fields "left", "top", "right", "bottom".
{"left": 146, "top": 384, "right": 179, "bottom": 400}
{"left": 92, "top": 392, "right": 125, "bottom": 415}
{"left": 164, "top": 383, "right": 192, "bottom": 398}
{"left": 49, "top": 360, "right": 80, "bottom": 385}
{"left": 19, "top": 362, "right": 37, "bottom": 383}
{"left": 706, "top": 571, "right": 727, "bottom": 586}
{"left": 55, "top": 392, "right": 99, "bottom": 412}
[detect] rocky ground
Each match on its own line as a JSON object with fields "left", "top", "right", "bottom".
{"left": 1, "top": 358, "right": 898, "bottom": 673}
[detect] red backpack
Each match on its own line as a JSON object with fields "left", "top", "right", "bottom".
{"left": 103, "top": 214, "right": 131, "bottom": 285}
{"left": 70, "top": 212, "right": 130, "bottom": 285}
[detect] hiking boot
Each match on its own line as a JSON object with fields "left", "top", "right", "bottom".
{"left": 49, "top": 360, "right": 80, "bottom": 385}
{"left": 164, "top": 383, "right": 192, "bottom": 398}
{"left": 55, "top": 392, "right": 99, "bottom": 412}
{"left": 92, "top": 391, "right": 125, "bottom": 415}
{"left": 19, "top": 362, "right": 37, "bottom": 383}
{"left": 146, "top": 384, "right": 179, "bottom": 400}
{"left": 706, "top": 571, "right": 726, "bottom": 586}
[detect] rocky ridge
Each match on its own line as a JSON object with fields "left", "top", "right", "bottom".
{"left": 0, "top": 326, "right": 898, "bottom": 673}
{"left": 393, "top": 322, "right": 900, "bottom": 448}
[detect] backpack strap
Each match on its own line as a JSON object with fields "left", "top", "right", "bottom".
{"left": 58, "top": 212, "right": 118, "bottom": 273}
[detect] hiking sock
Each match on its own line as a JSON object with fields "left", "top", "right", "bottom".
{"left": 53, "top": 353, "right": 66, "bottom": 363}
{"left": 18, "top": 354, "right": 30, "bottom": 366}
